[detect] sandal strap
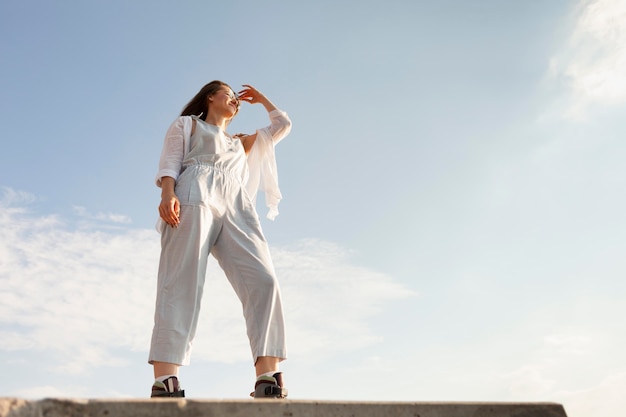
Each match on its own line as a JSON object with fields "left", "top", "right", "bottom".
{"left": 151, "top": 389, "right": 185, "bottom": 398}
{"left": 253, "top": 382, "right": 288, "bottom": 398}
{"left": 264, "top": 385, "right": 288, "bottom": 398}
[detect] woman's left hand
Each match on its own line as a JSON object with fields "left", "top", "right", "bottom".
{"left": 237, "top": 84, "right": 267, "bottom": 105}
{"left": 237, "top": 84, "right": 278, "bottom": 113}
{"left": 233, "top": 132, "right": 258, "bottom": 154}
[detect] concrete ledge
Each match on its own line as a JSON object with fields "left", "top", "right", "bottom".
{"left": 0, "top": 398, "right": 568, "bottom": 417}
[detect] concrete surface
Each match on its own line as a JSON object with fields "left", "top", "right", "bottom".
{"left": 0, "top": 398, "right": 567, "bottom": 417}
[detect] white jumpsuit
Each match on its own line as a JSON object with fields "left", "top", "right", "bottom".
{"left": 148, "top": 114, "right": 288, "bottom": 366}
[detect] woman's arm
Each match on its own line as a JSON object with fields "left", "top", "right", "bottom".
{"left": 156, "top": 117, "right": 186, "bottom": 186}
{"left": 237, "top": 85, "right": 292, "bottom": 151}
{"left": 238, "top": 84, "right": 279, "bottom": 113}
{"left": 156, "top": 117, "right": 187, "bottom": 227}
{"left": 159, "top": 176, "right": 180, "bottom": 228}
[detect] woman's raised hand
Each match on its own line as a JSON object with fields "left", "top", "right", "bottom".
{"left": 237, "top": 84, "right": 278, "bottom": 112}
{"left": 237, "top": 84, "right": 266, "bottom": 104}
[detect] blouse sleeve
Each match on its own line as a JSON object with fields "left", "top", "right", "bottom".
{"left": 266, "top": 109, "right": 292, "bottom": 144}
{"left": 245, "top": 109, "right": 292, "bottom": 220}
{"left": 155, "top": 116, "right": 187, "bottom": 187}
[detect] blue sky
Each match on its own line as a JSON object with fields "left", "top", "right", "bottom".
{"left": 1, "top": 1, "right": 626, "bottom": 416}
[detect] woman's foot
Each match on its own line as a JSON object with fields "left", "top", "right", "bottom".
{"left": 251, "top": 372, "right": 288, "bottom": 399}
{"left": 151, "top": 376, "right": 185, "bottom": 398}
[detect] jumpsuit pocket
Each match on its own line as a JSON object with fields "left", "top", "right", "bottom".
{"left": 176, "top": 166, "right": 213, "bottom": 206}
{"left": 239, "top": 186, "right": 262, "bottom": 225}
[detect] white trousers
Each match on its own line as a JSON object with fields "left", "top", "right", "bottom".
{"left": 148, "top": 164, "right": 287, "bottom": 366}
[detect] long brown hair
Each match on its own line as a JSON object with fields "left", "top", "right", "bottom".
{"left": 180, "top": 80, "right": 235, "bottom": 120}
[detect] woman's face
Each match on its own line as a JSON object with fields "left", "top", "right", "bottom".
{"left": 209, "top": 87, "right": 240, "bottom": 118}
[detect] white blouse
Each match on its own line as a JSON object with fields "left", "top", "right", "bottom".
{"left": 156, "top": 109, "right": 292, "bottom": 220}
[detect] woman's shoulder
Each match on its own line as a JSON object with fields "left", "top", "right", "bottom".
{"left": 173, "top": 115, "right": 194, "bottom": 123}
{"left": 169, "top": 115, "right": 195, "bottom": 129}
{"left": 165, "top": 116, "right": 194, "bottom": 139}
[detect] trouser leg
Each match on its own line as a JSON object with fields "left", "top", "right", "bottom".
{"left": 211, "top": 214, "right": 287, "bottom": 364}
{"left": 149, "top": 204, "right": 216, "bottom": 366}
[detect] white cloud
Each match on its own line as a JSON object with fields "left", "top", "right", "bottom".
{"left": 0, "top": 187, "right": 414, "bottom": 377}
{"left": 555, "top": 372, "right": 626, "bottom": 417}
{"left": 549, "top": 0, "right": 626, "bottom": 119}
{"left": 274, "top": 239, "right": 417, "bottom": 360}
{"left": 0, "top": 187, "right": 38, "bottom": 206}
{"left": 72, "top": 205, "right": 132, "bottom": 225}
{"left": 541, "top": 333, "right": 592, "bottom": 356}
{"left": 489, "top": 329, "right": 626, "bottom": 417}
{"left": 10, "top": 385, "right": 90, "bottom": 399}
{"left": 503, "top": 365, "right": 556, "bottom": 397}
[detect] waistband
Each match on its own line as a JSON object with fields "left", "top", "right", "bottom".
{"left": 182, "top": 157, "right": 245, "bottom": 181}
{"left": 183, "top": 154, "right": 218, "bottom": 166}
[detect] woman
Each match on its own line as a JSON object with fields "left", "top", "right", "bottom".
{"left": 148, "top": 81, "right": 291, "bottom": 399}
